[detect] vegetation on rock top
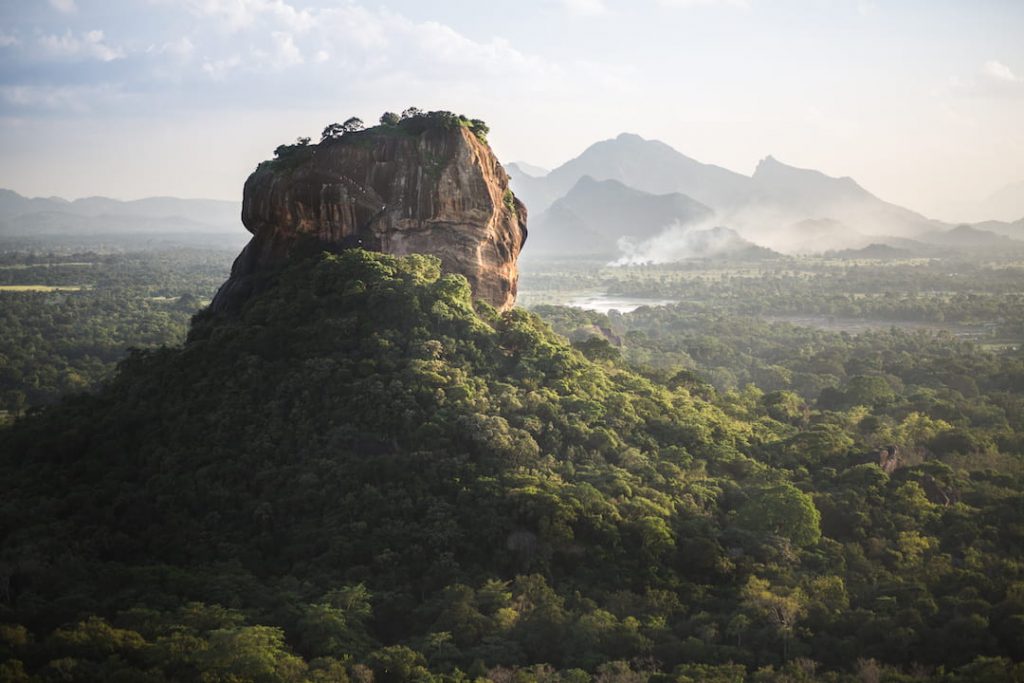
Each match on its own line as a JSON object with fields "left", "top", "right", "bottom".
{"left": 259, "top": 109, "right": 490, "bottom": 174}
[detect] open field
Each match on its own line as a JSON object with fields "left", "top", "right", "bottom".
{"left": 0, "top": 284, "right": 86, "bottom": 292}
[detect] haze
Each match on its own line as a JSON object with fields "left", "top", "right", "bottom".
{"left": 1, "top": 0, "right": 1022, "bottom": 222}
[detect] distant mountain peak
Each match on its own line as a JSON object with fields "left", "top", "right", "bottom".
{"left": 573, "top": 174, "right": 600, "bottom": 187}
{"left": 506, "top": 137, "right": 942, "bottom": 252}
{"left": 568, "top": 175, "right": 629, "bottom": 193}
{"left": 754, "top": 155, "right": 820, "bottom": 177}
{"left": 615, "top": 132, "right": 646, "bottom": 142}
{"left": 506, "top": 161, "right": 549, "bottom": 178}
{"left": 753, "top": 156, "right": 864, "bottom": 193}
{"left": 0, "top": 186, "right": 243, "bottom": 236}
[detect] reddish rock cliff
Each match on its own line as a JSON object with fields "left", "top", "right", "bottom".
{"left": 212, "top": 123, "right": 527, "bottom": 312}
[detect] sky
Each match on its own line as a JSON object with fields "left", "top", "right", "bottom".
{"left": 0, "top": 0, "right": 1022, "bottom": 221}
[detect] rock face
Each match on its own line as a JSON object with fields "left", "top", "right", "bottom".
{"left": 211, "top": 123, "right": 527, "bottom": 312}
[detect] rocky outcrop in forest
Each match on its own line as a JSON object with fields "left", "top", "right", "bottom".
{"left": 212, "top": 113, "right": 528, "bottom": 312}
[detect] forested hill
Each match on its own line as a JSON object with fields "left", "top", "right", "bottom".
{"left": 0, "top": 250, "right": 1021, "bottom": 682}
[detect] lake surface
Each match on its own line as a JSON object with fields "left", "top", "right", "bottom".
{"left": 565, "top": 294, "right": 677, "bottom": 314}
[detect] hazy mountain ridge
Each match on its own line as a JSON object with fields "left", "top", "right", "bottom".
{"left": 743, "top": 156, "right": 943, "bottom": 240}
{"left": 509, "top": 134, "right": 1008, "bottom": 258}
{"left": 983, "top": 181, "right": 1024, "bottom": 222}
{"left": 511, "top": 133, "right": 752, "bottom": 214}
{"left": 920, "top": 224, "right": 1021, "bottom": 248}
{"left": 971, "top": 216, "right": 1024, "bottom": 240}
{"left": 527, "top": 176, "right": 713, "bottom": 257}
{"left": 5, "top": 139, "right": 1019, "bottom": 256}
{"left": 0, "top": 188, "right": 242, "bottom": 235}
{"left": 939, "top": 180, "right": 1024, "bottom": 224}
{"left": 506, "top": 161, "right": 549, "bottom": 178}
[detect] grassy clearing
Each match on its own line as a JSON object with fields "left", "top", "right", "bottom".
{"left": 0, "top": 285, "right": 86, "bottom": 292}
{"left": 0, "top": 262, "right": 96, "bottom": 270}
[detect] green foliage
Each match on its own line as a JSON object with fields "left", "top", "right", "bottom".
{"left": 0, "top": 249, "right": 231, "bottom": 413}
{"left": 1, "top": 250, "right": 1023, "bottom": 681}
{"left": 321, "top": 122, "right": 345, "bottom": 141}
{"left": 387, "top": 108, "right": 489, "bottom": 141}
{"left": 323, "top": 117, "right": 366, "bottom": 142}
{"left": 342, "top": 117, "right": 365, "bottom": 133}
{"left": 265, "top": 110, "right": 492, "bottom": 174}
{"left": 572, "top": 336, "right": 620, "bottom": 362}
{"left": 469, "top": 118, "right": 490, "bottom": 142}
{"left": 735, "top": 484, "right": 822, "bottom": 547}
{"left": 265, "top": 139, "right": 316, "bottom": 172}
{"left": 504, "top": 188, "right": 518, "bottom": 216}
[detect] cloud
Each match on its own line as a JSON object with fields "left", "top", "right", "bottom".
{"left": 201, "top": 55, "right": 242, "bottom": 80}
{"left": 0, "top": 33, "right": 19, "bottom": 48}
{"left": 154, "top": 36, "right": 195, "bottom": 60}
{"left": 2, "top": 0, "right": 589, "bottom": 116}
{"left": 172, "top": 0, "right": 314, "bottom": 33}
{"left": 950, "top": 60, "right": 1024, "bottom": 98}
{"left": 37, "top": 30, "right": 124, "bottom": 62}
{"left": 559, "top": 0, "right": 609, "bottom": 16}
{"left": 657, "top": 0, "right": 750, "bottom": 7}
{"left": 185, "top": 2, "right": 556, "bottom": 82}
{"left": 983, "top": 60, "right": 1021, "bottom": 84}
{"left": 49, "top": 0, "right": 77, "bottom": 13}
{"left": 268, "top": 31, "right": 303, "bottom": 68}
{"left": 0, "top": 84, "right": 115, "bottom": 112}
{"left": 175, "top": 0, "right": 258, "bottom": 31}
{"left": 857, "top": 0, "right": 877, "bottom": 16}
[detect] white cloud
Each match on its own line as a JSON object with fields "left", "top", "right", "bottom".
{"left": 11, "top": 0, "right": 589, "bottom": 115}
{"left": 260, "top": 0, "right": 314, "bottom": 32}
{"left": 560, "top": 0, "right": 609, "bottom": 16}
{"left": 150, "top": 36, "right": 195, "bottom": 59}
{"left": 173, "top": 0, "right": 313, "bottom": 33}
{"left": 168, "top": 0, "right": 558, "bottom": 81}
{"left": 37, "top": 30, "right": 124, "bottom": 62}
{"left": 857, "top": 0, "right": 877, "bottom": 16}
{"left": 0, "top": 84, "right": 112, "bottom": 112}
{"left": 269, "top": 31, "right": 303, "bottom": 68}
{"left": 178, "top": 0, "right": 257, "bottom": 31}
{"left": 128, "top": 1, "right": 563, "bottom": 89}
{"left": 201, "top": 55, "right": 242, "bottom": 79}
{"left": 49, "top": 0, "right": 77, "bottom": 13}
{"left": 658, "top": 0, "right": 750, "bottom": 7}
{"left": 0, "top": 33, "right": 19, "bottom": 47}
{"left": 983, "top": 60, "right": 1020, "bottom": 84}
{"left": 185, "top": 3, "right": 559, "bottom": 83}
{"left": 403, "top": 20, "right": 538, "bottom": 75}
{"left": 202, "top": 31, "right": 302, "bottom": 75}
{"left": 948, "top": 60, "right": 1024, "bottom": 99}
{"left": 313, "top": 5, "right": 389, "bottom": 52}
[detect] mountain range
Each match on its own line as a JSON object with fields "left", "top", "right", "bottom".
{"left": 4, "top": 134, "right": 1022, "bottom": 261}
{"left": 527, "top": 176, "right": 714, "bottom": 257}
{"left": 0, "top": 188, "right": 241, "bottom": 236}
{"left": 510, "top": 133, "right": 1022, "bottom": 260}
{"left": 509, "top": 133, "right": 751, "bottom": 213}
{"left": 938, "top": 180, "right": 1024, "bottom": 224}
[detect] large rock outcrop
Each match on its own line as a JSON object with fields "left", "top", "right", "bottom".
{"left": 211, "top": 121, "right": 527, "bottom": 312}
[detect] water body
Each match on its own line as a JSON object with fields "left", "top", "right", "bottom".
{"left": 566, "top": 294, "right": 676, "bottom": 314}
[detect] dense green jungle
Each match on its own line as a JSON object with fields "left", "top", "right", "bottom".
{"left": 1, "top": 243, "right": 1023, "bottom": 682}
